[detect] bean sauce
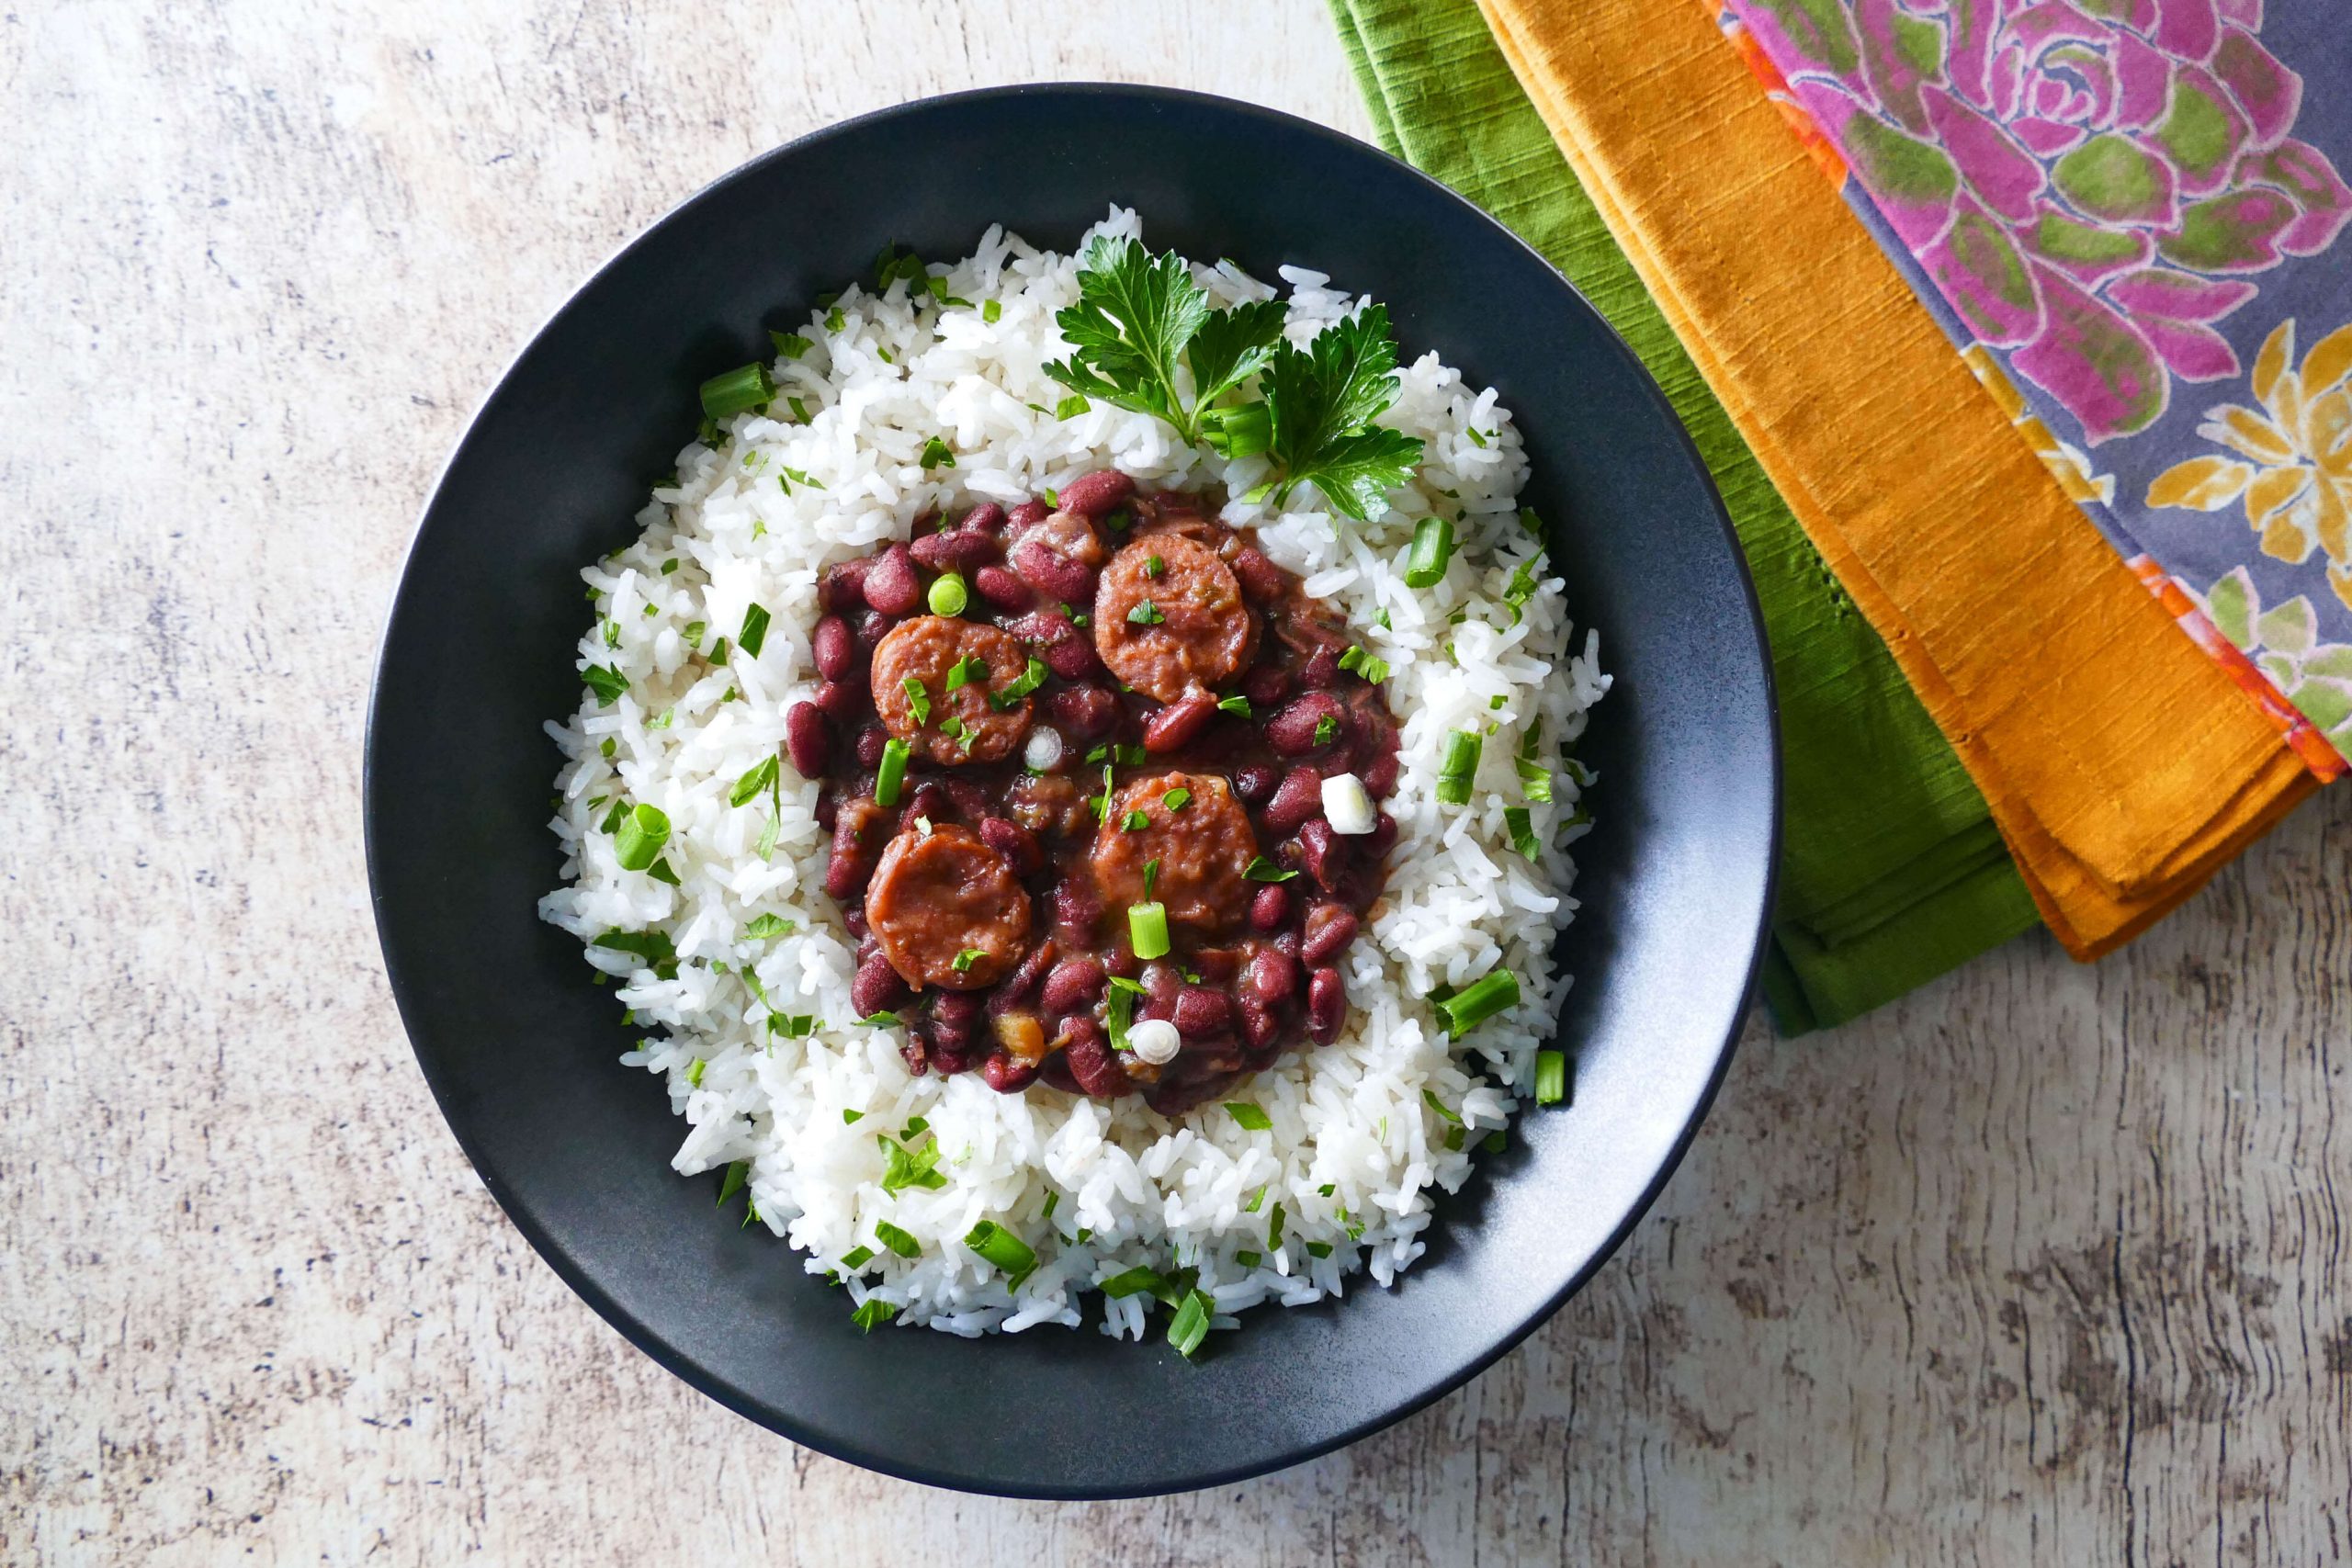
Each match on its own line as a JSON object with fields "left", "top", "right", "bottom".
{"left": 800, "top": 479, "right": 1398, "bottom": 1114}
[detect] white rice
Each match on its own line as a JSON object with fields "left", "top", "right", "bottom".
{"left": 537, "top": 209, "right": 1609, "bottom": 1337}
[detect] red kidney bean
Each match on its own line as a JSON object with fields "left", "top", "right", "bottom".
{"left": 1299, "top": 645, "right": 1341, "bottom": 690}
{"left": 1249, "top": 883, "right": 1290, "bottom": 931}
{"left": 901, "top": 783, "right": 950, "bottom": 827}
{"left": 960, "top": 501, "right": 1007, "bottom": 536}
{"left": 825, "top": 801, "right": 888, "bottom": 899}
{"left": 844, "top": 908, "right": 871, "bottom": 942}
{"left": 1062, "top": 1017, "right": 1130, "bottom": 1098}
{"left": 1051, "top": 878, "right": 1102, "bottom": 941}
{"left": 1300, "top": 903, "right": 1358, "bottom": 965}
{"left": 899, "top": 1030, "right": 931, "bottom": 1077}
{"left": 972, "top": 565, "right": 1032, "bottom": 610}
{"left": 1142, "top": 688, "right": 1217, "bottom": 753}
{"left": 1040, "top": 955, "right": 1106, "bottom": 1016}
{"left": 1240, "top": 664, "right": 1292, "bottom": 707}
{"left": 1272, "top": 929, "right": 1302, "bottom": 961}
{"left": 910, "top": 528, "right": 996, "bottom": 572}
{"left": 1361, "top": 750, "right": 1400, "bottom": 799}
{"left": 1040, "top": 631, "right": 1098, "bottom": 681}
{"left": 908, "top": 508, "right": 944, "bottom": 540}
{"left": 1232, "top": 763, "right": 1280, "bottom": 803}
{"left": 1057, "top": 468, "right": 1135, "bottom": 518}
{"left": 1298, "top": 818, "right": 1351, "bottom": 892}
{"left": 851, "top": 951, "right": 909, "bottom": 1017}
{"left": 819, "top": 557, "right": 874, "bottom": 613}
{"left": 1009, "top": 537, "right": 1096, "bottom": 604}
{"left": 930, "top": 987, "right": 983, "bottom": 1046}
{"left": 814, "top": 793, "right": 840, "bottom": 831}
{"left": 811, "top": 614, "right": 854, "bottom": 681}
{"left": 1047, "top": 684, "right": 1119, "bottom": 739}
{"left": 932, "top": 1038, "right": 976, "bottom": 1077}
{"left": 1307, "top": 966, "right": 1346, "bottom": 1043}
{"left": 1008, "top": 500, "right": 1050, "bottom": 530}
{"left": 1262, "top": 766, "right": 1326, "bottom": 834}
{"left": 1139, "top": 963, "right": 1181, "bottom": 1021}
{"left": 978, "top": 815, "right": 1043, "bottom": 874}
{"left": 1228, "top": 546, "right": 1285, "bottom": 604}
{"left": 854, "top": 723, "right": 888, "bottom": 769}
{"left": 862, "top": 544, "right": 922, "bottom": 615}
{"left": 986, "top": 938, "right": 1058, "bottom": 1017}
{"left": 1038, "top": 1049, "right": 1080, "bottom": 1094}
{"left": 1172, "top": 985, "right": 1234, "bottom": 1037}
{"left": 1265, "top": 691, "right": 1348, "bottom": 755}
{"left": 851, "top": 606, "right": 898, "bottom": 654}
{"left": 942, "top": 778, "right": 990, "bottom": 819}
{"left": 813, "top": 679, "right": 861, "bottom": 723}
{"left": 1366, "top": 812, "right": 1398, "bottom": 859}
{"left": 1246, "top": 948, "right": 1300, "bottom": 1005}
{"left": 1238, "top": 995, "right": 1280, "bottom": 1051}
{"left": 982, "top": 1052, "right": 1038, "bottom": 1093}
{"left": 784, "top": 704, "right": 829, "bottom": 777}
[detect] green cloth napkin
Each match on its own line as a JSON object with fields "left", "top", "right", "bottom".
{"left": 1330, "top": 0, "right": 2041, "bottom": 1032}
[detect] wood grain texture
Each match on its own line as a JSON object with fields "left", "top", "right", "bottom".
{"left": 2, "top": 2, "right": 2346, "bottom": 1562}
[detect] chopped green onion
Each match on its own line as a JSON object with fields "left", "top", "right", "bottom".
{"left": 1142, "top": 858, "right": 1160, "bottom": 899}
{"left": 841, "top": 1244, "right": 876, "bottom": 1269}
{"left": 1483, "top": 1129, "right": 1508, "bottom": 1153}
{"left": 1102, "top": 1265, "right": 1166, "bottom": 1299}
{"left": 684, "top": 620, "right": 706, "bottom": 649}
{"left": 717, "top": 1161, "right": 748, "bottom": 1207}
{"left": 597, "top": 800, "right": 629, "bottom": 836}
{"left": 1167, "top": 1290, "right": 1213, "bottom": 1359}
{"left": 1534, "top": 1049, "right": 1567, "bottom": 1106}
{"left": 1126, "top": 599, "right": 1166, "bottom": 626}
{"left": 952, "top": 947, "right": 984, "bottom": 974}
{"left": 1199, "top": 400, "right": 1272, "bottom": 458}
{"left": 1245, "top": 1185, "right": 1267, "bottom": 1213}
{"left": 963, "top": 1220, "right": 1037, "bottom": 1281}
{"left": 1505, "top": 807, "right": 1540, "bottom": 860}
{"left": 1313, "top": 715, "right": 1340, "bottom": 747}
{"left": 920, "top": 435, "right": 956, "bottom": 469}
{"left": 938, "top": 715, "right": 968, "bottom": 750}
{"left": 982, "top": 299, "right": 1002, "bottom": 324}
{"left": 943, "top": 653, "right": 984, "bottom": 691}
{"left": 684, "top": 1058, "right": 706, "bottom": 1088}
{"left": 1519, "top": 506, "right": 1544, "bottom": 537}
{"left": 875, "top": 738, "right": 910, "bottom": 806}
{"left": 873, "top": 1219, "right": 922, "bottom": 1258}
{"left": 1439, "top": 969, "right": 1521, "bottom": 1035}
{"left": 738, "top": 603, "right": 771, "bottom": 658}
{"left": 599, "top": 619, "right": 621, "bottom": 649}
{"left": 1306, "top": 1241, "right": 1333, "bottom": 1258}
{"left": 991, "top": 657, "right": 1046, "bottom": 709}
{"left": 699, "top": 362, "right": 775, "bottom": 418}
{"left": 1162, "top": 787, "right": 1192, "bottom": 812}
{"left": 1403, "top": 516, "right": 1454, "bottom": 588}
{"left": 851, "top": 1298, "right": 897, "bottom": 1332}
{"left": 927, "top": 571, "right": 968, "bottom": 616}
{"left": 769, "top": 331, "right": 812, "bottom": 359}
{"left": 613, "top": 805, "right": 671, "bottom": 871}
{"left": 1123, "top": 809, "right": 1149, "bottom": 832}
{"left": 1129, "top": 901, "right": 1170, "bottom": 960}
{"left": 1266, "top": 1203, "right": 1285, "bottom": 1250}
{"left": 599, "top": 737, "right": 617, "bottom": 759}
{"left": 1420, "top": 1088, "right": 1462, "bottom": 1125}
{"left": 744, "top": 912, "right": 793, "bottom": 941}
{"left": 1436, "top": 729, "right": 1482, "bottom": 806}
{"left": 661, "top": 558, "right": 680, "bottom": 576}
{"left": 825, "top": 306, "right": 845, "bottom": 333}
{"left": 901, "top": 677, "right": 931, "bottom": 727}
{"left": 1243, "top": 856, "right": 1296, "bottom": 883}
{"left": 1516, "top": 728, "right": 1553, "bottom": 803}
{"left": 1503, "top": 557, "right": 1544, "bottom": 624}
{"left": 1104, "top": 980, "right": 1136, "bottom": 1053}
{"left": 786, "top": 396, "right": 810, "bottom": 423}
{"left": 842, "top": 1108, "right": 865, "bottom": 1123}
{"left": 1237, "top": 1250, "right": 1262, "bottom": 1268}
{"left": 1114, "top": 744, "right": 1147, "bottom": 766}
{"left": 1146, "top": 554, "right": 1166, "bottom": 578}
{"left": 645, "top": 857, "right": 680, "bottom": 886}
{"left": 1465, "top": 426, "right": 1489, "bottom": 448}
{"left": 1216, "top": 694, "right": 1251, "bottom": 717}
{"left": 1338, "top": 646, "right": 1392, "bottom": 683}
{"left": 730, "top": 755, "right": 780, "bottom": 807}
{"left": 582, "top": 664, "right": 628, "bottom": 706}
{"left": 1054, "top": 393, "right": 1090, "bottom": 418}
{"left": 1226, "top": 1102, "right": 1272, "bottom": 1132}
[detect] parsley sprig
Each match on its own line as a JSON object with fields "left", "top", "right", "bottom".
{"left": 1043, "top": 236, "right": 1422, "bottom": 521}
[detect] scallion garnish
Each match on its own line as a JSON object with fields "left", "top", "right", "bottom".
{"left": 1403, "top": 515, "right": 1454, "bottom": 588}
{"left": 729, "top": 755, "right": 780, "bottom": 807}
{"left": 1126, "top": 599, "right": 1166, "bottom": 626}
{"left": 901, "top": 677, "right": 931, "bottom": 727}
{"left": 963, "top": 1220, "right": 1037, "bottom": 1283}
{"left": 1167, "top": 1290, "right": 1213, "bottom": 1359}
{"left": 1162, "top": 787, "right": 1192, "bottom": 812}
{"left": 1128, "top": 901, "right": 1170, "bottom": 959}
{"left": 1438, "top": 969, "right": 1521, "bottom": 1035}
{"left": 920, "top": 436, "right": 955, "bottom": 469}
{"left": 842, "top": 1108, "right": 865, "bottom": 1123}
{"left": 1216, "top": 694, "right": 1250, "bottom": 717}
{"left": 699, "top": 362, "right": 775, "bottom": 419}
{"left": 1123, "top": 809, "right": 1149, "bottom": 832}
{"left": 1242, "top": 855, "right": 1296, "bottom": 883}
{"left": 684, "top": 1058, "right": 707, "bottom": 1088}
{"left": 982, "top": 299, "right": 1002, "bottom": 324}
{"left": 1502, "top": 556, "right": 1544, "bottom": 625}
{"left": 592, "top": 928, "right": 676, "bottom": 978}
{"left": 1534, "top": 1049, "right": 1567, "bottom": 1106}
{"left": 928, "top": 571, "right": 968, "bottom": 616}
{"left": 1102, "top": 1265, "right": 1166, "bottom": 1298}
{"left": 1337, "top": 645, "right": 1392, "bottom": 683}
{"left": 738, "top": 603, "right": 771, "bottom": 658}
{"left": 1236, "top": 1250, "right": 1261, "bottom": 1268}
{"left": 582, "top": 664, "right": 628, "bottom": 706}
{"left": 1420, "top": 1088, "right": 1462, "bottom": 1125}
{"left": 1306, "top": 1241, "right": 1333, "bottom": 1258}
{"left": 1435, "top": 728, "right": 1482, "bottom": 805}
{"left": 943, "top": 652, "right": 986, "bottom": 691}
{"left": 612, "top": 804, "right": 671, "bottom": 872}
{"left": 1105, "top": 980, "right": 1137, "bottom": 1053}
{"left": 877, "top": 1134, "right": 946, "bottom": 1197}
{"left": 1504, "top": 806, "right": 1540, "bottom": 861}
{"left": 1226, "top": 1102, "right": 1272, "bottom": 1132}
{"left": 851, "top": 1298, "right": 898, "bottom": 1332}
{"left": 825, "top": 305, "right": 845, "bottom": 333}
{"left": 952, "top": 947, "right": 984, "bottom": 974}
{"left": 875, "top": 737, "right": 910, "bottom": 807}
{"left": 718, "top": 1160, "right": 748, "bottom": 1208}
{"left": 841, "top": 1244, "right": 876, "bottom": 1269}
{"left": 769, "top": 331, "right": 812, "bottom": 359}
{"left": 1266, "top": 1203, "right": 1285, "bottom": 1250}
{"left": 990, "top": 656, "right": 1046, "bottom": 709}
{"left": 1313, "top": 715, "right": 1340, "bottom": 747}
{"left": 598, "top": 799, "right": 628, "bottom": 834}
{"left": 1516, "top": 728, "right": 1553, "bottom": 803}
{"left": 1053, "top": 393, "right": 1091, "bottom": 419}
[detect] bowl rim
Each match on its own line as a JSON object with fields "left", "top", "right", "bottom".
{"left": 365, "top": 79, "right": 1780, "bottom": 1498}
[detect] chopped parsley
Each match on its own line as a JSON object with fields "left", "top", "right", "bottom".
{"left": 1126, "top": 599, "right": 1166, "bottom": 626}
{"left": 877, "top": 1134, "right": 947, "bottom": 1195}
{"left": 1053, "top": 393, "right": 1091, "bottom": 419}
{"left": 737, "top": 604, "right": 771, "bottom": 659}
{"left": 743, "top": 912, "right": 794, "bottom": 940}
{"left": 920, "top": 435, "right": 956, "bottom": 469}
{"left": 874, "top": 1221, "right": 922, "bottom": 1259}
{"left": 769, "top": 330, "right": 812, "bottom": 359}
{"left": 1225, "top": 1102, "right": 1272, "bottom": 1131}
{"left": 1162, "top": 786, "right": 1192, "bottom": 812}
{"left": 1312, "top": 714, "right": 1340, "bottom": 747}
{"left": 944, "top": 652, "right": 987, "bottom": 692}
{"left": 901, "top": 676, "right": 931, "bottom": 727}
{"left": 991, "top": 656, "right": 1047, "bottom": 709}
{"left": 1242, "top": 855, "right": 1297, "bottom": 882}
{"left": 1216, "top": 694, "right": 1250, "bottom": 716}
{"left": 582, "top": 664, "right": 628, "bottom": 706}
{"left": 852, "top": 1299, "right": 897, "bottom": 1332}
{"left": 951, "top": 947, "right": 984, "bottom": 974}
{"left": 589, "top": 928, "right": 676, "bottom": 978}
{"left": 1123, "top": 809, "right": 1149, "bottom": 832}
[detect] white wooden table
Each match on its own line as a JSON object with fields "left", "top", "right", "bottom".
{"left": 6, "top": 2, "right": 2347, "bottom": 1561}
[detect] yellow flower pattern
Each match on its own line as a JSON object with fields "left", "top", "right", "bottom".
{"left": 2147, "top": 321, "right": 2352, "bottom": 614}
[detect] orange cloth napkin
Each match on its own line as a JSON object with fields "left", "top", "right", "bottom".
{"left": 1477, "top": 0, "right": 2317, "bottom": 957}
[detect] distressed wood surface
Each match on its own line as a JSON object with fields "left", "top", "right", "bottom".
{"left": 4, "top": 2, "right": 2348, "bottom": 1562}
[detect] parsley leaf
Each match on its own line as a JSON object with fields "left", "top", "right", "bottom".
{"left": 1263, "top": 304, "right": 1422, "bottom": 518}
{"left": 1043, "top": 236, "right": 1210, "bottom": 434}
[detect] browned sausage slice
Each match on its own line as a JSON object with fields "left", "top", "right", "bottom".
{"left": 1091, "top": 536, "right": 1256, "bottom": 704}
{"left": 865, "top": 823, "right": 1033, "bottom": 991}
{"left": 868, "top": 615, "right": 1034, "bottom": 764}
{"left": 1089, "top": 772, "right": 1260, "bottom": 937}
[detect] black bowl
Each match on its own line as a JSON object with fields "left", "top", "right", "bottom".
{"left": 368, "top": 84, "right": 1777, "bottom": 1498}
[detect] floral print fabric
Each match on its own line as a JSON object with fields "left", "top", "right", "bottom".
{"left": 1721, "top": 0, "right": 2352, "bottom": 767}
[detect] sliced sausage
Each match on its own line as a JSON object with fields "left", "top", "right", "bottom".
{"left": 1089, "top": 771, "right": 1260, "bottom": 937}
{"left": 1091, "top": 535, "right": 1257, "bottom": 704}
{"left": 868, "top": 615, "right": 1034, "bottom": 764}
{"left": 865, "top": 823, "right": 1033, "bottom": 991}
